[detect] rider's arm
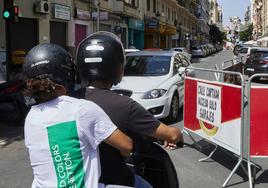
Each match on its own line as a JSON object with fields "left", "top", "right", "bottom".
{"left": 149, "top": 123, "right": 183, "bottom": 144}
{"left": 104, "top": 129, "right": 133, "bottom": 157}
{"left": 127, "top": 100, "right": 183, "bottom": 145}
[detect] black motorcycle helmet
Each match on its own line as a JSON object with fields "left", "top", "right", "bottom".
{"left": 76, "top": 31, "right": 126, "bottom": 85}
{"left": 22, "top": 43, "right": 76, "bottom": 91}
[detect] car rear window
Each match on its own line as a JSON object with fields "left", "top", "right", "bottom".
{"left": 251, "top": 51, "right": 268, "bottom": 59}
{"left": 192, "top": 47, "right": 200, "bottom": 50}
{"left": 239, "top": 48, "right": 248, "bottom": 54}
{"left": 125, "top": 55, "right": 171, "bottom": 76}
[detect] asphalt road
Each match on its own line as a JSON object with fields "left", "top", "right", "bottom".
{"left": 0, "top": 50, "right": 267, "bottom": 188}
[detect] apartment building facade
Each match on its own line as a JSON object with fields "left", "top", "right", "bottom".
{"left": 1, "top": 0, "right": 210, "bottom": 57}
{"left": 144, "top": 0, "right": 200, "bottom": 49}
{"left": 252, "top": 0, "right": 263, "bottom": 39}
{"left": 196, "top": 0, "right": 210, "bottom": 44}
{"left": 208, "top": 0, "right": 223, "bottom": 30}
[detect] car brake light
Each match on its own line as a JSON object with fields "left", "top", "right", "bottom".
{"left": 259, "top": 60, "right": 268, "bottom": 64}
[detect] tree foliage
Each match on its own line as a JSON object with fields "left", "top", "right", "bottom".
{"left": 239, "top": 24, "right": 253, "bottom": 42}
{"left": 209, "top": 24, "right": 225, "bottom": 44}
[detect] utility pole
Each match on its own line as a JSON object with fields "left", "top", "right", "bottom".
{"left": 3, "top": 0, "right": 13, "bottom": 82}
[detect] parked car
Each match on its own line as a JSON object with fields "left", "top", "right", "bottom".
{"left": 170, "top": 47, "right": 192, "bottom": 61}
{"left": 237, "top": 46, "right": 261, "bottom": 63}
{"left": 208, "top": 44, "right": 216, "bottom": 54}
{"left": 0, "top": 49, "right": 6, "bottom": 79}
{"left": 245, "top": 48, "right": 268, "bottom": 78}
{"left": 191, "top": 46, "right": 205, "bottom": 57}
{"left": 216, "top": 44, "right": 223, "bottom": 51}
{"left": 201, "top": 45, "right": 210, "bottom": 56}
{"left": 112, "top": 50, "right": 194, "bottom": 122}
{"left": 0, "top": 79, "right": 28, "bottom": 125}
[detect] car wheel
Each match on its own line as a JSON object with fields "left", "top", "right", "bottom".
{"left": 166, "top": 93, "right": 179, "bottom": 123}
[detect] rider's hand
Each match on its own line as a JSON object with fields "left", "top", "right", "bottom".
{"left": 164, "top": 141, "right": 177, "bottom": 150}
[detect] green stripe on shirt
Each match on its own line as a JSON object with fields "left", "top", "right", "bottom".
{"left": 47, "top": 121, "right": 86, "bottom": 188}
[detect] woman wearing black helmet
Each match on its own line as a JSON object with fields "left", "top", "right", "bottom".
{"left": 22, "top": 43, "right": 133, "bottom": 188}
{"left": 76, "top": 32, "right": 183, "bottom": 188}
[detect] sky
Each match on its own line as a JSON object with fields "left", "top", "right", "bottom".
{"left": 217, "top": 0, "right": 251, "bottom": 27}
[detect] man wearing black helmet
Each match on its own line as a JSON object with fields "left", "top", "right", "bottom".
{"left": 76, "top": 32, "right": 183, "bottom": 188}
{"left": 22, "top": 43, "right": 133, "bottom": 188}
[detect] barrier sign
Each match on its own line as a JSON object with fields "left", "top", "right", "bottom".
{"left": 184, "top": 77, "right": 242, "bottom": 155}
{"left": 250, "top": 87, "right": 268, "bottom": 157}
{"left": 197, "top": 82, "right": 221, "bottom": 126}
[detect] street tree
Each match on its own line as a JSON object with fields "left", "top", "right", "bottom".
{"left": 209, "top": 24, "right": 225, "bottom": 44}
{"left": 239, "top": 24, "right": 253, "bottom": 42}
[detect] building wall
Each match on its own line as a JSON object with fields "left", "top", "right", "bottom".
{"left": 15, "top": 0, "right": 73, "bottom": 44}
{"left": 262, "top": 0, "right": 268, "bottom": 36}
{"left": 252, "top": 0, "right": 263, "bottom": 39}
{"left": 209, "top": 0, "right": 218, "bottom": 25}
{"left": 1, "top": 0, "right": 205, "bottom": 54}
{"left": 143, "top": 0, "right": 198, "bottom": 49}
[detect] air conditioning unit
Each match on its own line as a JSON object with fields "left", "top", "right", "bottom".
{"left": 34, "top": 0, "right": 50, "bottom": 14}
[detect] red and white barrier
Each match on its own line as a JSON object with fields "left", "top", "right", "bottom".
{"left": 249, "top": 86, "right": 268, "bottom": 157}
{"left": 184, "top": 77, "right": 242, "bottom": 156}
{"left": 183, "top": 69, "right": 268, "bottom": 188}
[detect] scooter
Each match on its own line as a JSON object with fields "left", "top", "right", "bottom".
{"left": 104, "top": 133, "right": 181, "bottom": 188}
{"left": 130, "top": 144, "right": 179, "bottom": 188}
{"left": 0, "top": 79, "right": 28, "bottom": 125}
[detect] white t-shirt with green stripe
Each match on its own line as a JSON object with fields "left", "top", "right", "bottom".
{"left": 24, "top": 96, "right": 117, "bottom": 188}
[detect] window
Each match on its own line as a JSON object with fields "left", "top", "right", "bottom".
{"left": 239, "top": 48, "right": 248, "bottom": 54}
{"left": 251, "top": 51, "right": 268, "bottom": 59}
{"left": 147, "top": 0, "right": 150, "bottom": 11}
{"left": 124, "top": 0, "right": 136, "bottom": 7}
{"left": 153, "top": 0, "right": 156, "bottom": 13}
{"left": 168, "top": 8, "right": 170, "bottom": 21}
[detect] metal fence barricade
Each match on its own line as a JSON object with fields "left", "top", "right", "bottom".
{"left": 247, "top": 74, "right": 268, "bottom": 188}
{"left": 183, "top": 67, "right": 246, "bottom": 187}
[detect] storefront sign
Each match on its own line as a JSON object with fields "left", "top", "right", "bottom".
{"left": 129, "top": 19, "right": 144, "bottom": 31}
{"left": 147, "top": 20, "right": 158, "bottom": 29}
{"left": 53, "top": 4, "right": 71, "bottom": 21}
{"left": 75, "top": 8, "right": 91, "bottom": 20}
{"left": 91, "top": 11, "right": 109, "bottom": 21}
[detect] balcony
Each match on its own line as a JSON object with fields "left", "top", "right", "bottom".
{"left": 107, "top": 0, "right": 141, "bottom": 19}
{"left": 109, "top": 0, "right": 124, "bottom": 13}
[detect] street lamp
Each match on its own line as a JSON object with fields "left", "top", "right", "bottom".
{"left": 178, "top": 23, "right": 182, "bottom": 47}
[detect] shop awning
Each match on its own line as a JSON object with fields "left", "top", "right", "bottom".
{"left": 257, "top": 37, "right": 268, "bottom": 42}
{"left": 145, "top": 24, "right": 177, "bottom": 35}
{"left": 163, "top": 25, "right": 177, "bottom": 35}
{"left": 244, "top": 40, "right": 258, "bottom": 45}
